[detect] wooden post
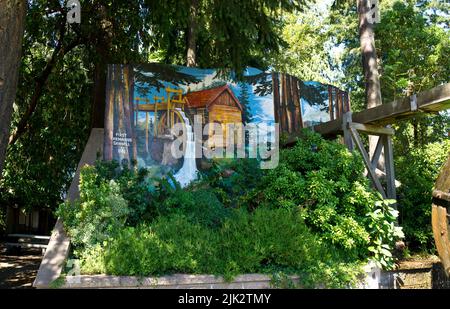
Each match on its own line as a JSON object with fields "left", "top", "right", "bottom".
{"left": 370, "top": 137, "right": 383, "bottom": 170}
{"left": 383, "top": 134, "right": 396, "bottom": 201}
{"left": 342, "top": 112, "right": 353, "bottom": 151}
{"left": 349, "top": 126, "right": 386, "bottom": 198}
{"left": 345, "top": 92, "right": 351, "bottom": 113}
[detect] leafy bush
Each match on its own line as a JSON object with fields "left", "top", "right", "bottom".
{"left": 396, "top": 140, "right": 450, "bottom": 252}
{"left": 246, "top": 130, "right": 402, "bottom": 268}
{"left": 58, "top": 129, "right": 404, "bottom": 286}
{"left": 92, "top": 160, "right": 156, "bottom": 225}
{"left": 158, "top": 188, "right": 231, "bottom": 228}
{"left": 78, "top": 207, "right": 364, "bottom": 288}
{"left": 56, "top": 166, "right": 129, "bottom": 248}
{"left": 198, "top": 158, "right": 264, "bottom": 208}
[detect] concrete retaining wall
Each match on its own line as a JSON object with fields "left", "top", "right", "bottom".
{"left": 59, "top": 274, "right": 299, "bottom": 289}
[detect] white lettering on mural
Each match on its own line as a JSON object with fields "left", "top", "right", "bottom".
{"left": 112, "top": 132, "right": 132, "bottom": 155}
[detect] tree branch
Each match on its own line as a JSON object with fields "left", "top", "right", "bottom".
{"left": 8, "top": 33, "right": 81, "bottom": 146}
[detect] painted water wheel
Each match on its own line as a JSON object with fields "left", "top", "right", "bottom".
{"left": 156, "top": 110, "right": 186, "bottom": 136}
{"left": 432, "top": 154, "right": 450, "bottom": 277}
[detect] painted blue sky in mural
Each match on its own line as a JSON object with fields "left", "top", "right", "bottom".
{"left": 301, "top": 81, "right": 331, "bottom": 124}
{"left": 133, "top": 66, "right": 275, "bottom": 127}
{"left": 133, "top": 65, "right": 333, "bottom": 129}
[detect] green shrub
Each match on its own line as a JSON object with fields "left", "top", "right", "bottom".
{"left": 158, "top": 188, "right": 231, "bottom": 228}
{"left": 78, "top": 207, "right": 364, "bottom": 288}
{"left": 199, "top": 158, "right": 264, "bottom": 208}
{"left": 396, "top": 140, "right": 450, "bottom": 252}
{"left": 56, "top": 166, "right": 129, "bottom": 248}
{"left": 59, "top": 129, "right": 404, "bottom": 286}
{"left": 93, "top": 160, "right": 156, "bottom": 225}
{"left": 246, "top": 130, "right": 402, "bottom": 268}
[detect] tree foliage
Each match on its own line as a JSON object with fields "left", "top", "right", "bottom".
{"left": 0, "top": 0, "right": 307, "bottom": 215}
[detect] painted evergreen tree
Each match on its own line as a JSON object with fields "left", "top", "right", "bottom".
{"left": 238, "top": 82, "right": 252, "bottom": 125}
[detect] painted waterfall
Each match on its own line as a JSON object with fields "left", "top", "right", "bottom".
{"left": 103, "top": 63, "right": 349, "bottom": 187}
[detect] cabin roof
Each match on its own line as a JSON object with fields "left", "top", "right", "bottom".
{"left": 184, "top": 84, "right": 243, "bottom": 111}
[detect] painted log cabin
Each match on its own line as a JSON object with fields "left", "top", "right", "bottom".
{"left": 184, "top": 84, "right": 244, "bottom": 148}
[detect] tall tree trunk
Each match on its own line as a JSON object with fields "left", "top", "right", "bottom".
{"left": 0, "top": 0, "right": 26, "bottom": 179}
{"left": 122, "top": 65, "right": 136, "bottom": 164}
{"left": 358, "top": 0, "right": 383, "bottom": 158}
{"left": 186, "top": 0, "right": 198, "bottom": 67}
{"left": 104, "top": 65, "right": 114, "bottom": 161}
{"left": 128, "top": 65, "right": 137, "bottom": 162}
{"left": 116, "top": 65, "right": 130, "bottom": 164}
{"left": 90, "top": 4, "right": 112, "bottom": 129}
{"left": 358, "top": 0, "right": 382, "bottom": 109}
{"left": 90, "top": 58, "right": 108, "bottom": 129}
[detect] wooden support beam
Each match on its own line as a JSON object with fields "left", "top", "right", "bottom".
{"left": 313, "top": 118, "right": 341, "bottom": 136}
{"left": 349, "top": 127, "right": 387, "bottom": 198}
{"left": 352, "top": 83, "right": 450, "bottom": 125}
{"left": 348, "top": 122, "right": 395, "bottom": 135}
{"left": 312, "top": 83, "right": 450, "bottom": 136}
{"left": 347, "top": 93, "right": 352, "bottom": 112}
{"left": 371, "top": 137, "right": 384, "bottom": 170}
{"left": 383, "top": 135, "right": 396, "bottom": 202}
{"left": 342, "top": 112, "right": 353, "bottom": 151}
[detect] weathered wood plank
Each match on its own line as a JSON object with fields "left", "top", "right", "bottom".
{"left": 371, "top": 137, "right": 384, "bottom": 170}
{"left": 383, "top": 135, "right": 396, "bottom": 201}
{"left": 432, "top": 205, "right": 450, "bottom": 277}
{"left": 353, "top": 83, "right": 450, "bottom": 125}
{"left": 349, "top": 127, "right": 386, "bottom": 198}
{"left": 312, "top": 83, "right": 450, "bottom": 136}
{"left": 313, "top": 118, "right": 341, "bottom": 136}
{"left": 342, "top": 112, "right": 353, "bottom": 151}
{"left": 417, "top": 83, "right": 450, "bottom": 111}
{"left": 349, "top": 122, "right": 395, "bottom": 135}
{"left": 432, "top": 153, "right": 450, "bottom": 277}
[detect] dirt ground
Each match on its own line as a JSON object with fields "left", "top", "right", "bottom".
{"left": 0, "top": 243, "right": 42, "bottom": 289}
